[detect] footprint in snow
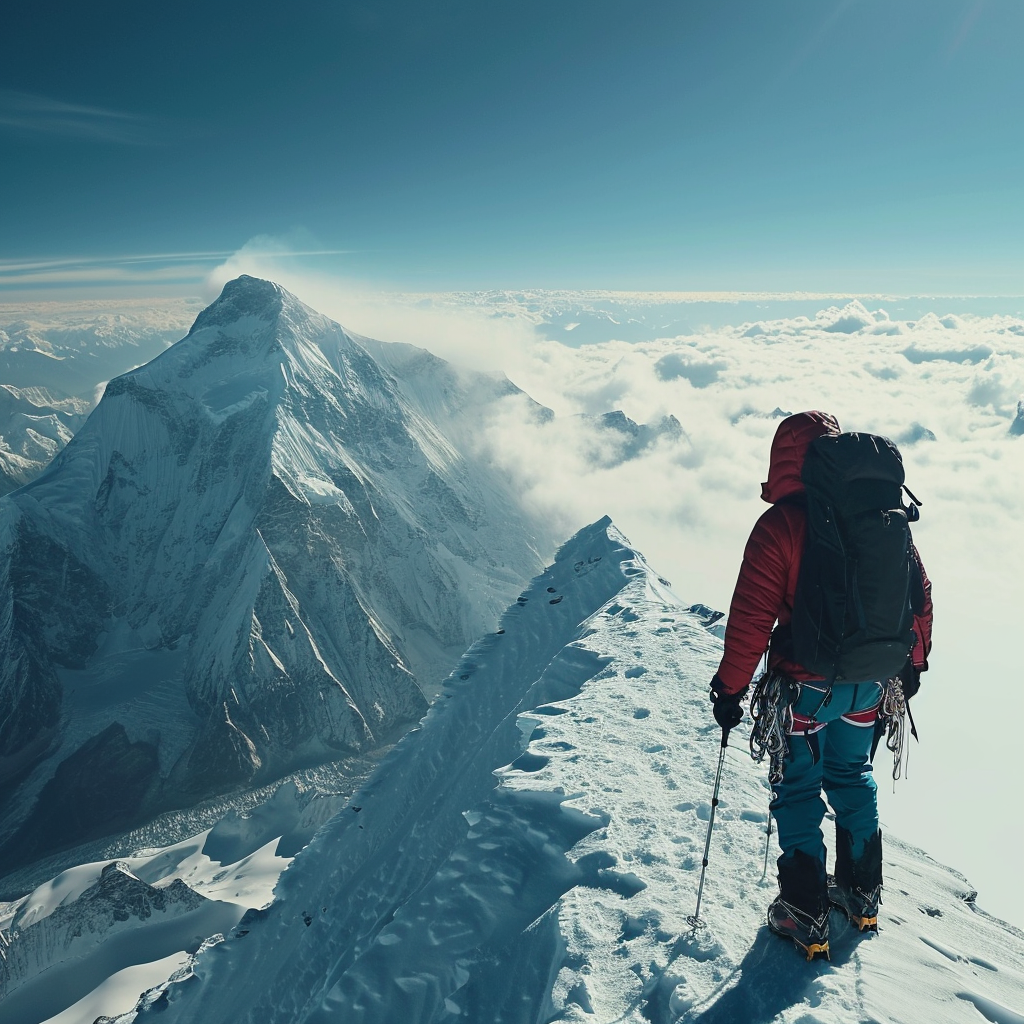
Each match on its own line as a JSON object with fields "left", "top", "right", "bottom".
{"left": 549, "top": 595, "right": 564, "bottom": 604}
{"left": 619, "top": 912, "right": 662, "bottom": 941}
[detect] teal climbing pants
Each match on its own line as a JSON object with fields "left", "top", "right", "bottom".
{"left": 771, "top": 680, "right": 883, "bottom": 864}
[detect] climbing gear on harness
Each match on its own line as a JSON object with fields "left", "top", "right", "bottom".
{"left": 872, "top": 675, "right": 919, "bottom": 781}
{"left": 749, "top": 669, "right": 797, "bottom": 785}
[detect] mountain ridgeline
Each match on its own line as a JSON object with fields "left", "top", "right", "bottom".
{"left": 0, "top": 277, "right": 549, "bottom": 872}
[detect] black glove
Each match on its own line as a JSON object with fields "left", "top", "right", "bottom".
{"left": 897, "top": 661, "right": 921, "bottom": 700}
{"left": 710, "top": 674, "right": 746, "bottom": 731}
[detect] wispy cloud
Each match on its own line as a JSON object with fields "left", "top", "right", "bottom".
{"left": 0, "top": 248, "right": 361, "bottom": 292}
{"left": 0, "top": 90, "right": 157, "bottom": 145}
{"left": 949, "top": 0, "right": 988, "bottom": 55}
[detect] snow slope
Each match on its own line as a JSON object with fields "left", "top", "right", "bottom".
{"left": 89, "top": 517, "right": 1021, "bottom": 1024}
{"left": 0, "top": 277, "right": 549, "bottom": 873}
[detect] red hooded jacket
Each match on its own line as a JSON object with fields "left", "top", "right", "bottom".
{"left": 715, "top": 411, "right": 933, "bottom": 695}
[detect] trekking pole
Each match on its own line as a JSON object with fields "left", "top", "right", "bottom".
{"left": 687, "top": 728, "right": 730, "bottom": 932}
{"left": 760, "top": 810, "right": 774, "bottom": 881}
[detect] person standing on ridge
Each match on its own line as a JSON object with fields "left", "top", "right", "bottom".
{"left": 708, "top": 410, "right": 933, "bottom": 959}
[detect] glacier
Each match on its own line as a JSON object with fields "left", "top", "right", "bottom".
{"left": 0, "top": 277, "right": 550, "bottom": 874}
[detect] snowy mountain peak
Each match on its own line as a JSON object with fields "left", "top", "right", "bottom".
{"left": 2, "top": 518, "right": 1022, "bottom": 1023}
{"left": 0, "top": 279, "right": 549, "bottom": 874}
{"left": 186, "top": 275, "right": 285, "bottom": 335}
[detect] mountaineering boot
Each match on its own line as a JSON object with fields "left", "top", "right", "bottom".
{"left": 829, "top": 826, "right": 882, "bottom": 931}
{"left": 768, "top": 850, "right": 830, "bottom": 960}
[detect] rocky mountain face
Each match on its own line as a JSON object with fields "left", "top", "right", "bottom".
{"left": 583, "top": 410, "right": 685, "bottom": 466}
{"left": 0, "top": 277, "right": 549, "bottom": 873}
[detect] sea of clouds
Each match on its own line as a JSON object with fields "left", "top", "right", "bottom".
{"left": 206, "top": 252, "right": 1024, "bottom": 927}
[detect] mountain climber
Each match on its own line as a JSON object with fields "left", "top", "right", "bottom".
{"left": 708, "top": 410, "right": 933, "bottom": 958}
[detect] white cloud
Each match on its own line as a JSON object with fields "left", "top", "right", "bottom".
{"left": 462, "top": 298, "right": 1024, "bottom": 927}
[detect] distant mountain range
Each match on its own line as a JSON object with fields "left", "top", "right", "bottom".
{"left": 0, "top": 300, "right": 199, "bottom": 494}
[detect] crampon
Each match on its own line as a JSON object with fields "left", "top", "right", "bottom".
{"left": 767, "top": 896, "right": 830, "bottom": 961}
{"left": 828, "top": 876, "right": 880, "bottom": 932}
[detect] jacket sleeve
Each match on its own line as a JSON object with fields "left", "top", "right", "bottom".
{"left": 716, "top": 506, "right": 797, "bottom": 694}
{"left": 910, "top": 543, "right": 933, "bottom": 671}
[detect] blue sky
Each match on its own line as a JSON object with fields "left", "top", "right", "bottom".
{"left": 1, "top": 0, "right": 1022, "bottom": 296}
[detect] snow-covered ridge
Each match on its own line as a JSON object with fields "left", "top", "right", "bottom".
{"left": 0, "top": 276, "right": 550, "bottom": 874}
{"left": 91, "top": 517, "right": 1021, "bottom": 1024}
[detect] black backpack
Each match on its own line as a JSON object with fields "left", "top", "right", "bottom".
{"left": 786, "top": 432, "right": 923, "bottom": 684}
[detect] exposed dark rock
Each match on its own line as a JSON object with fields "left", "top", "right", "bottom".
{"left": 1, "top": 724, "right": 159, "bottom": 871}
{"left": 9, "top": 518, "right": 111, "bottom": 670}
{"left": 1010, "top": 400, "right": 1024, "bottom": 437}
{"left": 0, "top": 517, "right": 109, "bottom": 765}
{"left": 187, "top": 275, "right": 283, "bottom": 335}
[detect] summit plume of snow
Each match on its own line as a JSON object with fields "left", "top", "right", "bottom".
{"left": 0, "top": 277, "right": 548, "bottom": 872}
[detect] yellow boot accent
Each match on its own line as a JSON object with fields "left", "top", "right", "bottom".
{"left": 797, "top": 939, "right": 830, "bottom": 961}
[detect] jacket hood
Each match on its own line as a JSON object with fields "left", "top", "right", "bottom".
{"left": 761, "top": 410, "right": 841, "bottom": 503}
